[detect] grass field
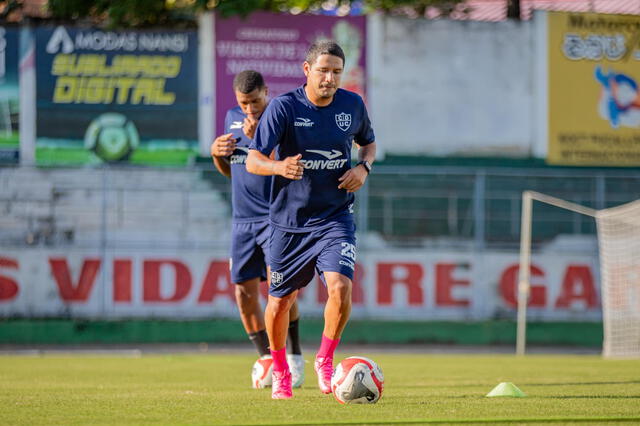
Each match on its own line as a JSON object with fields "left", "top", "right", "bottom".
{"left": 1, "top": 352, "right": 639, "bottom": 425}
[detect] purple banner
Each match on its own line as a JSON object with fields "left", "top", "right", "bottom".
{"left": 214, "top": 12, "right": 366, "bottom": 134}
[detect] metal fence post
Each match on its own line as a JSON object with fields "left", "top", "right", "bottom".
{"left": 357, "top": 181, "right": 369, "bottom": 234}
{"left": 473, "top": 171, "right": 486, "bottom": 249}
{"left": 100, "top": 166, "right": 108, "bottom": 318}
{"left": 596, "top": 174, "right": 606, "bottom": 210}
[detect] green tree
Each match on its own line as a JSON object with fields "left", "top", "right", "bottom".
{"left": 2, "top": 0, "right": 474, "bottom": 28}
{"left": 199, "top": 0, "right": 468, "bottom": 19}
{"left": 46, "top": 0, "right": 197, "bottom": 28}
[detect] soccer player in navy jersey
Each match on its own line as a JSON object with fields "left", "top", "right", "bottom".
{"left": 246, "top": 41, "right": 376, "bottom": 399}
{"left": 210, "top": 70, "right": 305, "bottom": 389}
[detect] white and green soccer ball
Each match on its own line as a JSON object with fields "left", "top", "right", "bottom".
{"left": 84, "top": 113, "right": 140, "bottom": 162}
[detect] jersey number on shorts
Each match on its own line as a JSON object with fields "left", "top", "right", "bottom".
{"left": 340, "top": 242, "right": 356, "bottom": 261}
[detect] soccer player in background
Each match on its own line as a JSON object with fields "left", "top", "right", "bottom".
{"left": 210, "top": 70, "right": 305, "bottom": 389}
{"left": 246, "top": 41, "right": 376, "bottom": 399}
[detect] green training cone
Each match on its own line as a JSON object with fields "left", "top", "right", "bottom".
{"left": 485, "top": 382, "right": 526, "bottom": 397}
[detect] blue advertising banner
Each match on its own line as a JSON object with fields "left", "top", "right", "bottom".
{"left": 0, "top": 26, "right": 19, "bottom": 164}
{"left": 35, "top": 26, "right": 198, "bottom": 165}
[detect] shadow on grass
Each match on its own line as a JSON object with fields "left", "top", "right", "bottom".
{"left": 524, "top": 380, "right": 640, "bottom": 386}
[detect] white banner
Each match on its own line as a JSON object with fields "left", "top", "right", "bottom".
{"left": 0, "top": 247, "right": 601, "bottom": 321}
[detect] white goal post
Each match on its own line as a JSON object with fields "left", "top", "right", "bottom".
{"left": 517, "top": 190, "right": 640, "bottom": 358}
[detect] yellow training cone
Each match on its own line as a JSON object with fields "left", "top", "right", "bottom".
{"left": 486, "top": 382, "right": 526, "bottom": 397}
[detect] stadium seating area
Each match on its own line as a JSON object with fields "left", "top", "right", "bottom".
{"left": 0, "top": 166, "right": 230, "bottom": 248}
{"left": 2, "top": 162, "right": 639, "bottom": 249}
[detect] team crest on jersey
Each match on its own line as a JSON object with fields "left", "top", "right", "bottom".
{"left": 335, "top": 112, "right": 351, "bottom": 131}
{"left": 271, "top": 271, "right": 284, "bottom": 285}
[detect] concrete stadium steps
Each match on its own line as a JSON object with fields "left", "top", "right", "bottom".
{"left": 0, "top": 167, "right": 231, "bottom": 246}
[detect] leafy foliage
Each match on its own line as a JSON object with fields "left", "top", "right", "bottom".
{"left": 2, "top": 0, "right": 473, "bottom": 28}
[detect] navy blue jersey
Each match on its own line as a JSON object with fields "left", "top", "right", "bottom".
{"left": 250, "top": 86, "right": 375, "bottom": 232}
{"left": 224, "top": 106, "right": 271, "bottom": 222}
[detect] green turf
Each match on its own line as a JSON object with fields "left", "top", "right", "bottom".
{"left": 0, "top": 132, "right": 19, "bottom": 146}
{"left": 0, "top": 353, "right": 638, "bottom": 425}
{"left": 34, "top": 147, "right": 197, "bottom": 166}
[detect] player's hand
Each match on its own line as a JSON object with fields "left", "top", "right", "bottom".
{"left": 243, "top": 116, "right": 258, "bottom": 140}
{"left": 276, "top": 154, "right": 303, "bottom": 180}
{"left": 338, "top": 164, "right": 368, "bottom": 193}
{"left": 211, "top": 133, "right": 237, "bottom": 157}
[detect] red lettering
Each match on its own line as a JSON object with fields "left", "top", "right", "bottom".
{"left": 555, "top": 265, "right": 598, "bottom": 308}
{"left": 49, "top": 258, "right": 100, "bottom": 302}
{"left": 0, "top": 257, "right": 19, "bottom": 301}
{"left": 499, "top": 264, "right": 546, "bottom": 307}
{"left": 352, "top": 263, "right": 364, "bottom": 305}
{"left": 113, "top": 259, "right": 132, "bottom": 303}
{"left": 377, "top": 263, "right": 424, "bottom": 305}
{"left": 143, "top": 259, "right": 191, "bottom": 302}
{"left": 49, "top": 258, "right": 101, "bottom": 302}
{"left": 316, "top": 275, "right": 327, "bottom": 304}
{"left": 259, "top": 280, "right": 268, "bottom": 300}
{"left": 197, "top": 261, "right": 233, "bottom": 303}
{"left": 315, "top": 263, "right": 364, "bottom": 305}
{"left": 435, "top": 263, "right": 470, "bottom": 306}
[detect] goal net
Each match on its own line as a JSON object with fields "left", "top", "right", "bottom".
{"left": 517, "top": 191, "right": 640, "bottom": 358}
{"left": 597, "top": 199, "right": 640, "bottom": 358}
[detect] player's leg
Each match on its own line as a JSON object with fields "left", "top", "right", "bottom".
{"left": 231, "top": 222, "right": 272, "bottom": 388}
{"left": 267, "top": 227, "right": 318, "bottom": 399}
{"left": 314, "top": 271, "right": 352, "bottom": 393}
{"left": 265, "top": 291, "right": 297, "bottom": 399}
{"left": 258, "top": 219, "right": 305, "bottom": 388}
{"left": 234, "top": 277, "right": 269, "bottom": 356}
{"left": 313, "top": 223, "right": 357, "bottom": 394}
{"left": 322, "top": 271, "right": 352, "bottom": 339}
{"left": 286, "top": 298, "right": 305, "bottom": 388}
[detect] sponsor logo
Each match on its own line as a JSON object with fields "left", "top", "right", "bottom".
{"left": 271, "top": 271, "right": 284, "bottom": 285}
{"left": 595, "top": 66, "right": 640, "bottom": 129}
{"left": 230, "top": 147, "right": 249, "bottom": 164}
{"left": 307, "top": 149, "right": 342, "bottom": 160}
{"left": 302, "top": 149, "right": 347, "bottom": 170}
{"left": 47, "top": 27, "right": 74, "bottom": 54}
{"left": 229, "top": 121, "right": 243, "bottom": 130}
{"left": 294, "top": 117, "right": 314, "bottom": 127}
{"left": 339, "top": 260, "right": 355, "bottom": 271}
{"left": 46, "top": 25, "right": 189, "bottom": 54}
{"left": 335, "top": 112, "right": 351, "bottom": 131}
{"left": 301, "top": 159, "right": 348, "bottom": 170}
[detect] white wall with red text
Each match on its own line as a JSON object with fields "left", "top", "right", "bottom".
{"left": 0, "top": 247, "right": 601, "bottom": 321}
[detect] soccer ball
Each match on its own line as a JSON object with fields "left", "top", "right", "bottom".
{"left": 84, "top": 113, "right": 140, "bottom": 162}
{"left": 251, "top": 356, "right": 273, "bottom": 389}
{"left": 331, "top": 356, "right": 384, "bottom": 404}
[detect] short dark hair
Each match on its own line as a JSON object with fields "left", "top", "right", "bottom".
{"left": 233, "top": 70, "right": 265, "bottom": 94}
{"left": 305, "top": 40, "right": 345, "bottom": 67}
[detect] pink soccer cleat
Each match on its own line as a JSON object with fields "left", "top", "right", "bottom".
{"left": 314, "top": 356, "right": 334, "bottom": 394}
{"left": 271, "top": 369, "right": 293, "bottom": 399}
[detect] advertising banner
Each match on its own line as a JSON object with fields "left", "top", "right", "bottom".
{"left": 547, "top": 11, "right": 640, "bottom": 166}
{"left": 214, "top": 12, "right": 366, "bottom": 136}
{"left": 0, "top": 26, "right": 19, "bottom": 164}
{"left": 35, "top": 26, "right": 198, "bottom": 165}
{"left": 0, "top": 248, "right": 601, "bottom": 321}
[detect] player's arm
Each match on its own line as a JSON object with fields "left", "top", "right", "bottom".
{"left": 210, "top": 133, "right": 238, "bottom": 178}
{"left": 338, "top": 142, "right": 376, "bottom": 193}
{"left": 246, "top": 150, "right": 303, "bottom": 180}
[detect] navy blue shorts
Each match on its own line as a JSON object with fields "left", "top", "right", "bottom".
{"left": 230, "top": 220, "right": 270, "bottom": 283}
{"left": 268, "top": 222, "right": 356, "bottom": 297}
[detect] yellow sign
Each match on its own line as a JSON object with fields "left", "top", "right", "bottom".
{"left": 51, "top": 54, "right": 179, "bottom": 105}
{"left": 548, "top": 11, "right": 640, "bottom": 166}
